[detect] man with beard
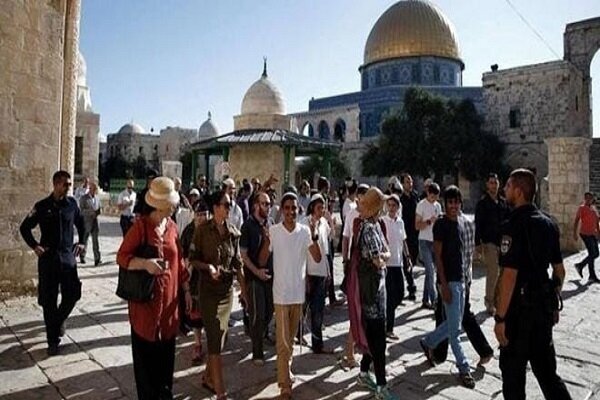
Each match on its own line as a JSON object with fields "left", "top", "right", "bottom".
{"left": 494, "top": 169, "right": 571, "bottom": 400}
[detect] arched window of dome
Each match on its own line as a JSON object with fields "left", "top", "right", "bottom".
{"left": 334, "top": 119, "right": 346, "bottom": 142}
{"left": 301, "top": 122, "right": 315, "bottom": 137}
{"left": 318, "top": 121, "right": 330, "bottom": 140}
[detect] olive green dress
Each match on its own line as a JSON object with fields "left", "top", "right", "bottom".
{"left": 189, "top": 219, "right": 242, "bottom": 354}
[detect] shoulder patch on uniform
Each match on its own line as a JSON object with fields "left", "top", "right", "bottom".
{"left": 500, "top": 235, "right": 512, "bottom": 255}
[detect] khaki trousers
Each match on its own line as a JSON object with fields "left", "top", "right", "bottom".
{"left": 482, "top": 243, "right": 499, "bottom": 309}
{"left": 274, "top": 303, "right": 303, "bottom": 388}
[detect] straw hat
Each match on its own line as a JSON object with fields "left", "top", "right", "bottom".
{"left": 361, "top": 187, "right": 389, "bottom": 218}
{"left": 145, "top": 177, "right": 180, "bottom": 211}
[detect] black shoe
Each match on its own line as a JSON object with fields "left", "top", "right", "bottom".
{"left": 406, "top": 293, "right": 416, "bottom": 301}
{"left": 589, "top": 278, "right": 600, "bottom": 284}
{"left": 80, "top": 257, "right": 86, "bottom": 264}
{"left": 47, "top": 344, "right": 59, "bottom": 356}
{"left": 94, "top": 260, "right": 102, "bottom": 266}
{"left": 575, "top": 263, "right": 584, "bottom": 278}
{"left": 459, "top": 372, "right": 476, "bottom": 389}
{"left": 420, "top": 339, "right": 435, "bottom": 367}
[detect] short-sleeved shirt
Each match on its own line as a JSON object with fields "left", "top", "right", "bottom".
{"left": 117, "top": 189, "right": 136, "bottom": 217}
{"left": 342, "top": 198, "right": 357, "bottom": 222}
{"left": 269, "top": 222, "right": 312, "bottom": 305}
{"left": 343, "top": 207, "right": 360, "bottom": 259}
{"left": 382, "top": 214, "right": 405, "bottom": 267}
{"left": 302, "top": 216, "right": 331, "bottom": 277}
{"left": 576, "top": 204, "right": 599, "bottom": 236}
{"left": 499, "top": 204, "right": 562, "bottom": 305}
{"left": 240, "top": 215, "right": 273, "bottom": 279}
{"left": 433, "top": 215, "right": 464, "bottom": 282}
{"left": 189, "top": 219, "right": 242, "bottom": 296}
{"left": 416, "top": 199, "right": 442, "bottom": 242}
{"left": 357, "top": 219, "right": 387, "bottom": 319}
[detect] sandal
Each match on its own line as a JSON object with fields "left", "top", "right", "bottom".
{"left": 200, "top": 373, "right": 216, "bottom": 394}
{"left": 338, "top": 355, "right": 359, "bottom": 370}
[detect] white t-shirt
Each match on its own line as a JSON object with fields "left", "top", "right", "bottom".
{"left": 343, "top": 207, "right": 359, "bottom": 259}
{"left": 302, "top": 216, "right": 331, "bottom": 277}
{"left": 383, "top": 214, "right": 406, "bottom": 267}
{"left": 228, "top": 202, "right": 243, "bottom": 231}
{"left": 117, "top": 189, "right": 136, "bottom": 217}
{"left": 270, "top": 222, "right": 312, "bottom": 305}
{"left": 416, "top": 199, "right": 442, "bottom": 242}
{"left": 342, "top": 198, "right": 357, "bottom": 221}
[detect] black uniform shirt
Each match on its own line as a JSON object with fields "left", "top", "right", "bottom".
{"left": 400, "top": 190, "right": 419, "bottom": 240}
{"left": 20, "top": 194, "right": 85, "bottom": 267}
{"left": 499, "top": 204, "right": 562, "bottom": 306}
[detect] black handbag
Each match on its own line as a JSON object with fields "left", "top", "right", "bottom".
{"left": 116, "top": 219, "right": 159, "bottom": 302}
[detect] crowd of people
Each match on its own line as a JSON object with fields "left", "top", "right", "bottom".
{"left": 19, "top": 166, "right": 593, "bottom": 400}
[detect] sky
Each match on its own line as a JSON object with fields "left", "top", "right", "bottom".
{"left": 80, "top": 0, "right": 600, "bottom": 138}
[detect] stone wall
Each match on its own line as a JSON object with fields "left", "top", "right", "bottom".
{"left": 0, "top": 0, "right": 80, "bottom": 281}
{"left": 483, "top": 60, "right": 586, "bottom": 177}
{"left": 159, "top": 126, "right": 197, "bottom": 161}
{"left": 233, "top": 114, "right": 291, "bottom": 131}
{"left": 546, "top": 137, "right": 590, "bottom": 251}
{"left": 76, "top": 110, "right": 99, "bottom": 180}
{"left": 228, "top": 145, "right": 287, "bottom": 195}
{"left": 292, "top": 105, "right": 360, "bottom": 143}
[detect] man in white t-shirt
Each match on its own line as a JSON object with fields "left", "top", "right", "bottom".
{"left": 259, "top": 192, "right": 321, "bottom": 399}
{"left": 223, "top": 178, "right": 244, "bottom": 230}
{"left": 117, "top": 179, "right": 136, "bottom": 236}
{"left": 415, "top": 182, "right": 442, "bottom": 309}
{"left": 382, "top": 194, "right": 411, "bottom": 340}
{"left": 300, "top": 194, "right": 334, "bottom": 354}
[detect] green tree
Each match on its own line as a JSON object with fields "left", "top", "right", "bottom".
{"left": 362, "top": 88, "right": 506, "bottom": 181}
{"left": 132, "top": 154, "right": 148, "bottom": 179}
{"left": 298, "top": 151, "right": 350, "bottom": 182}
{"left": 103, "top": 154, "right": 131, "bottom": 180}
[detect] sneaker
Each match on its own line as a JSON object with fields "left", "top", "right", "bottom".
{"left": 459, "top": 372, "right": 476, "bottom": 389}
{"left": 420, "top": 339, "right": 436, "bottom": 367}
{"left": 575, "top": 262, "right": 584, "bottom": 278}
{"left": 375, "top": 385, "right": 399, "bottom": 400}
{"left": 47, "top": 344, "right": 59, "bottom": 356}
{"left": 356, "top": 372, "right": 377, "bottom": 391}
{"left": 386, "top": 331, "right": 399, "bottom": 341}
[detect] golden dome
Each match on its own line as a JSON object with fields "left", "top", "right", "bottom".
{"left": 363, "top": 0, "right": 462, "bottom": 66}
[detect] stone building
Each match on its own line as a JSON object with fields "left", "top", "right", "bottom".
{"left": 159, "top": 126, "right": 197, "bottom": 161}
{"left": 74, "top": 51, "right": 100, "bottom": 181}
{"left": 0, "top": 0, "right": 82, "bottom": 281}
{"left": 291, "top": 0, "right": 483, "bottom": 178}
{"left": 105, "top": 123, "right": 160, "bottom": 170}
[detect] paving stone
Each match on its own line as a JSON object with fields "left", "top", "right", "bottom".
{"left": 45, "top": 359, "right": 123, "bottom": 400}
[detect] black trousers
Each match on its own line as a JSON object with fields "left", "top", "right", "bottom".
{"left": 247, "top": 278, "right": 274, "bottom": 359}
{"left": 360, "top": 317, "right": 387, "bottom": 386}
{"left": 131, "top": 329, "right": 176, "bottom": 400}
{"left": 405, "top": 238, "right": 418, "bottom": 295}
{"left": 38, "top": 255, "right": 81, "bottom": 346}
{"left": 433, "top": 283, "right": 493, "bottom": 363}
{"left": 385, "top": 267, "right": 405, "bottom": 331}
{"left": 120, "top": 215, "right": 134, "bottom": 236}
{"left": 327, "top": 243, "right": 336, "bottom": 303}
{"left": 499, "top": 304, "right": 571, "bottom": 400}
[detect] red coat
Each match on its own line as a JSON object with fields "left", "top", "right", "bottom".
{"left": 117, "top": 216, "right": 189, "bottom": 342}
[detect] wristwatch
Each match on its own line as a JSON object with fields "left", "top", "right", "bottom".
{"left": 493, "top": 314, "right": 506, "bottom": 323}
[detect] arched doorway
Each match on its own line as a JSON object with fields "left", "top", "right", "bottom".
{"left": 334, "top": 118, "right": 346, "bottom": 142}
{"left": 318, "top": 120, "right": 330, "bottom": 140}
{"left": 301, "top": 122, "right": 314, "bottom": 137}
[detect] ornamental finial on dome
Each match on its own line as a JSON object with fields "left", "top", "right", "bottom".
{"left": 262, "top": 57, "right": 268, "bottom": 78}
{"left": 208, "top": 111, "right": 212, "bottom": 120}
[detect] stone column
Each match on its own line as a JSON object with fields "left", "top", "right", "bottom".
{"left": 59, "top": 0, "right": 82, "bottom": 177}
{"left": 545, "top": 137, "right": 592, "bottom": 251}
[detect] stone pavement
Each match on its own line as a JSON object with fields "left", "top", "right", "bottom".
{"left": 1, "top": 215, "right": 599, "bottom": 400}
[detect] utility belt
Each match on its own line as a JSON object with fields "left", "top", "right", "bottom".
{"left": 518, "top": 279, "right": 563, "bottom": 321}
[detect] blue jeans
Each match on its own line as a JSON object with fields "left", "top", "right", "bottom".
{"left": 419, "top": 240, "right": 436, "bottom": 304}
{"left": 579, "top": 234, "right": 599, "bottom": 280}
{"left": 423, "top": 281, "right": 470, "bottom": 374}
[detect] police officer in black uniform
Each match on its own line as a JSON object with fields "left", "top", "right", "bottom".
{"left": 494, "top": 169, "right": 571, "bottom": 400}
{"left": 20, "top": 170, "right": 86, "bottom": 356}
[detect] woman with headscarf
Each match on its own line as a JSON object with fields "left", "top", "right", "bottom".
{"left": 189, "top": 190, "right": 246, "bottom": 400}
{"left": 117, "top": 177, "right": 192, "bottom": 400}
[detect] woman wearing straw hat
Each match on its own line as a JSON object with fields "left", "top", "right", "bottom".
{"left": 117, "top": 176, "right": 192, "bottom": 400}
{"left": 347, "top": 187, "right": 399, "bottom": 400}
{"left": 189, "top": 190, "right": 246, "bottom": 400}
